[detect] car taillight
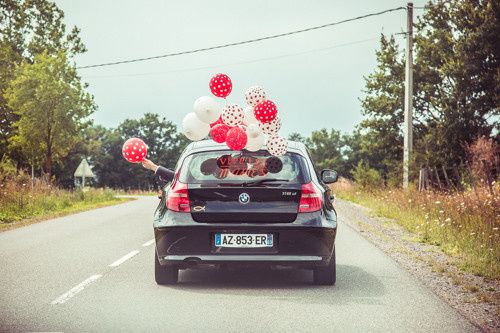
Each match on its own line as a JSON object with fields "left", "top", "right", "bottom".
{"left": 166, "top": 181, "right": 190, "bottom": 212}
{"left": 299, "top": 182, "right": 322, "bottom": 213}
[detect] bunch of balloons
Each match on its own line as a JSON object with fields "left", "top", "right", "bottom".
{"left": 181, "top": 73, "right": 288, "bottom": 157}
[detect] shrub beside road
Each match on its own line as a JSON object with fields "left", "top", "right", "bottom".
{"left": 0, "top": 178, "right": 131, "bottom": 231}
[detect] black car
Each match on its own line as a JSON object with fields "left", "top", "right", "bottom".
{"left": 153, "top": 140, "right": 338, "bottom": 285}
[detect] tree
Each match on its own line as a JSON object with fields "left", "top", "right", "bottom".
{"left": 305, "top": 128, "right": 347, "bottom": 175}
{"left": 0, "top": 0, "right": 86, "bottom": 162}
{"left": 91, "top": 114, "right": 189, "bottom": 189}
{"left": 413, "top": 0, "right": 499, "bottom": 166}
{"left": 358, "top": 0, "right": 499, "bottom": 185}
{"left": 5, "top": 51, "right": 95, "bottom": 180}
{"left": 357, "top": 35, "right": 408, "bottom": 182}
{"left": 288, "top": 132, "right": 307, "bottom": 144}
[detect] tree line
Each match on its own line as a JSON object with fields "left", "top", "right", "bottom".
{"left": 1, "top": 0, "right": 498, "bottom": 189}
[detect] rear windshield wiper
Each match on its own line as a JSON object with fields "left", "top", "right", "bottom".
{"left": 217, "top": 178, "right": 289, "bottom": 187}
{"left": 241, "top": 178, "right": 289, "bottom": 187}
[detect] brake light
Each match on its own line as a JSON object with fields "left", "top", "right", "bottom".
{"left": 166, "top": 181, "right": 190, "bottom": 212}
{"left": 299, "top": 182, "right": 322, "bottom": 213}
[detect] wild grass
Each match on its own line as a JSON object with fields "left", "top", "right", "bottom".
{"left": 0, "top": 176, "right": 129, "bottom": 231}
{"left": 332, "top": 178, "right": 500, "bottom": 279}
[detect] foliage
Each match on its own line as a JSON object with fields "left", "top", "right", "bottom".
{"left": 0, "top": 175, "right": 126, "bottom": 227}
{"left": 352, "top": 161, "right": 383, "bottom": 189}
{"left": 357, "top": 0, "right": 499, "bottom": 183}
{"left": 0, "top": 0, "right": 86, "bottom": 163}
{"left": 333, "top": 183, "right": 500, "bottom": 279}
{"left": 465, "top": 136, "right": 499, "bottom": 189}
{"left": 5, "top": 51, "right": 95, "bottom": 180}
{"left": 90, "top": 113, "right": 189, "bottom": 189}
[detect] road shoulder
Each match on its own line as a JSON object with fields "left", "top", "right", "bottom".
{"left": 335, "top": 198, "right": 499, "bottom": 332}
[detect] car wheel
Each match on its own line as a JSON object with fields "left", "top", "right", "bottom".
{"left": 155, "top": 249, "right": 178, "bottom": 285}
{"left": 313, "top": 248, "right": 336, "bottom": 285}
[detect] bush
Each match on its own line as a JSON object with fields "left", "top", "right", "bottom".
{"left": 0, "top": 178, "right": 122, "bottom": 224}
{"left": 352, "top": 161, "right": 383, "bottom": 189}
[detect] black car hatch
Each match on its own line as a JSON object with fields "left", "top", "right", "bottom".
{"left": 178, "top": 150, "right": 310, "bottom": 223}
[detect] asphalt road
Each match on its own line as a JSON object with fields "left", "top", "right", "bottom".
{"left": 0, "top": 196, "right": 477, "bottom": 332}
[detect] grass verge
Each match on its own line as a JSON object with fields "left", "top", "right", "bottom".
{"left": 0, "top": 181, "right": 134, "bottom": 232}
{"left": 331, "top": 178, "right": 499, "bottom": 279}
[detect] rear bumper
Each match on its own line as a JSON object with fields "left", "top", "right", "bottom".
{"left": 154, "top": 211, "right": 336, "bottom": 269}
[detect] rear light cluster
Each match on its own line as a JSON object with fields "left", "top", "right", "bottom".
{"left": 166, "top": 181, "right": 190, "bottom": 212}
{"left": 298, "top": 182, "right": 322, "bottom": 213}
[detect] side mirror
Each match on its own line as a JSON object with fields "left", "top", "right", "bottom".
{"left": 321, "top": 169, "right": 338, "bottom": 184}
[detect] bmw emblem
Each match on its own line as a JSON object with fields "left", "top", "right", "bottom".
{"left": 239, "top": 192, "right": 250, "bottom": 204}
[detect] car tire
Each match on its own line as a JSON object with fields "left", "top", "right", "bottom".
{"left": 155, "top": 249, "right": 178, "bottom": 285}
{"left": 313, "top": 248, "right": 336, "bottom": 285}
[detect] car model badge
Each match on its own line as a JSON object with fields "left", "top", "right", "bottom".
{"left": 239, "top": 193, "right": 250, "bottom": 204}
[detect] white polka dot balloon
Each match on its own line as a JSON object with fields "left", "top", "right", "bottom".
{"left": 267, "top": 134, "right": 288, "bottom": 157}
{"left": 245, "top": 86, "right": 267, "bottom": 107}
{"left": 259, "top": 117, "right": 281, "bottom": 135}
{"left": 221, "top": 104, "right": 244, "bottom": 126}
{"left": 193, "top": 96, "right": 221, "bottom": 124}
{"left": 182, "top": 112, "right": 210, "bottom": 141}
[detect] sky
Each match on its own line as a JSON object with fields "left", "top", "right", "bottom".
{"left": 56, "top": 0, "right": 427, "bottom": 137}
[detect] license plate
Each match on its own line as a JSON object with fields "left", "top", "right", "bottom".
{"left": 214, "top": 233, "right": 273, "bottom": 248}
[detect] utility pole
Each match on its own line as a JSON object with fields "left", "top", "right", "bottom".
{"left": 403, "top": 2, "right": 413, "bottom": 189}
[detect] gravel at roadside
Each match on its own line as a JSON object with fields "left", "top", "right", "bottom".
{"left": 335, "top": 198, "right": 499, "bottom": 333}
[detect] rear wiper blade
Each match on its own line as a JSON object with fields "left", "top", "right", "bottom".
{"left": 217, "top": 178, "right": 289, "bottom": 187}
{"left": 241, "top": 178, "right": 289, "bottom": 187}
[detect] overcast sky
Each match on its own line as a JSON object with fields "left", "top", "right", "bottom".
{"left": 57, "top": 0, "right": 427, "bottom": 137}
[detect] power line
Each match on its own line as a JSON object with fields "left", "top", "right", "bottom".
{"left": 83, "top": 37, "right": 383, "bottom": 79}
{"left": 77, "top": 6, "right": 405, "bottom": 70}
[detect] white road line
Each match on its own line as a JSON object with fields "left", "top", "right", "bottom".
{"left": 142, "top": 239, "right": 155, "bottom": 247}
{"left": 109, "top": 250, "right": 140, "bottom": 267}
{"left": 51, "top": 275, "right": 102, "bottom": 305}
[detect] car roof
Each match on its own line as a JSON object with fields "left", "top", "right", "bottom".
{"left": 185, "top": 139, "right": 307, "bottom": 154}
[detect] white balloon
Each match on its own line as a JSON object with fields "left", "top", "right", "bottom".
{"left": 267, "top": 134, "right": 288, "bottom": 156}
{"left": 245, "top": 86, "right": 267, "bottom": 107}
{"left": 246, "top": 124, "right": 261, "bottom": 138}
{"left": 259, "top": 117, "right": 281, "bottom": 135}
{"left": 245, "top": 133, "right": 265, "bottom": 152}
{"left": 222, "top": 104, "right": 244, "bottom": 126}
{"left": 193, "top": 96, "right": 221, "bottom": 124}
{"left": 182, "top": 112, "right": 210, "bottom": 141}
{"left": 243, "top": 106, "right": 258, "bottom": 125}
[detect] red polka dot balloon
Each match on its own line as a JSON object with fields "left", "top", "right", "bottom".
{"left": 122, "top": 138, "right": 147, "bottom": 163}
{"left": 226, "top": 126, "right": 248, "bottom": 151}
{"left": 210, "top": 124, "right": 230, "bottom": 143}
{"left": 253, "top": 100, "right": 278, "bottom": 124}
{"left": 209, "top": 73, "right": 232, "bottom": 98}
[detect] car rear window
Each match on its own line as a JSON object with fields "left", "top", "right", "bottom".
{"left": 178, "top": 150, "right": 310, "bottom": 184}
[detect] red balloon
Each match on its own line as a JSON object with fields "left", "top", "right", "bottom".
{"left": 225, "top": 126, "right": 248, "bottom": 150}
{"left": 210, "top": 124, "right": 230, "bottom": 143}
{"left": 122, "top": 138, "right": 147, "bottom": 163}
{"left": 253, "top": 100, "right": 278, "bottom": 124}
{"left": 210, "top": 116, "right": 223, "bottom": 128}
{"left": 209, "top": 73, "right": 232, "bottom": 98}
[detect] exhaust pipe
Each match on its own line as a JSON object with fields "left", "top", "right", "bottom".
{"left": 184, "top": 257, "right": 200, "bottom": 268}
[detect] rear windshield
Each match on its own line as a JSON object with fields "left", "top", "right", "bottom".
{"left": 178, "top": 150, "right": 310, "bottom": 184}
